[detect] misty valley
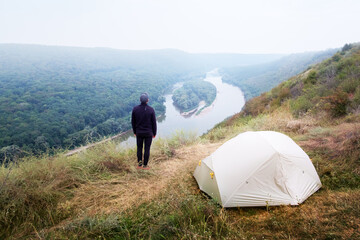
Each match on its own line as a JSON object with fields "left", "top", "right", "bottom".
{"left": 0, "top": 44, "right": 336, "bottom": 162}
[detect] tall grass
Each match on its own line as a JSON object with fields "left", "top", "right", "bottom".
{"left": 1, "top": 106, "right": 360, "bottom": 239}
{"left": 0, "top": 132, "right": 201, "bottom": 239}
{"left": 24, "top": 113, "right": 360, "bottom": 239}
{"left": 152, "top": 130, "right": 198, "bottom": 160}
{"left": 0, "top": 153, "right": 77, "bottom": 238}
{"left": 40, "top": 180, "right": 233, "bottom": 239}
{"left": 0, "top": 144, "right": 129, "bottom": 237}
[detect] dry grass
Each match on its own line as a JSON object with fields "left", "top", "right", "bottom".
{"left": 226, "top": 190, "right": 360, "bottom": 239}
{"left": 300, "top": 123, "right": 360, "bottom": 151}
{"left": 2, "top": 108, "right": 360, "bottom": 239}
{"left": 65, "top": 142, "right": 221, "bottom": 216}
{"left": 43, "top": 120, "right": 360, "bottom": 239}
{"left": 205, "top": 106, "right": 318, "bottom": 143}
{"left": 42, "top": 111, "right": 359, "bottom": 239}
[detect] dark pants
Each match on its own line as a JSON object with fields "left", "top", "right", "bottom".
{"left": 136, "top": 136, "right": 153, "bottom": 166}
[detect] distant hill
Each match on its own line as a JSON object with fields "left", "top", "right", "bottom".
{"left": 221, "top": 48, "right": 338, "bottom": 99}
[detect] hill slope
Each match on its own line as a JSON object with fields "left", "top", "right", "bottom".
{"left": 221, "top": 48, "right": 338, "bottom": 99}
{"left": 1, "top": 43, "right": 360, "bottom": 239}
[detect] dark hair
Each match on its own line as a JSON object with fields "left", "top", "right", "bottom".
{"left": 140, "top": 93, "right": 149, "bottom": 103}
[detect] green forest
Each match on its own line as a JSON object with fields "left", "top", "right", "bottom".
{"left": 0, "top": 68, "right": 170, "bottom": 153}
{"left": 0, "top": 45, "right": 208, "bottom": 160}
{"left": 172, "top": 80, "right": 217, "bottom": 112}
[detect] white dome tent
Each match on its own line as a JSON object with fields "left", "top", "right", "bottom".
{"left": 194, "top": 131, "right": 322, "bottom": 207}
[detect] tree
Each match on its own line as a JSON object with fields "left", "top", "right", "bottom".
{"left": 0, "top": 145, "right": 22, "bottom": 164}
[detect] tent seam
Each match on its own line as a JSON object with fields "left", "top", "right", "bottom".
{"left": 223, "top": 132, "right": 279, "bottom": 206}
{"left": 223, "top": 151, "right": 278, "bottom": 207}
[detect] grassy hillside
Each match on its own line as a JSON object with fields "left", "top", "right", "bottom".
{"left": 1, "top": 43, "right": 360, "bottom": 239}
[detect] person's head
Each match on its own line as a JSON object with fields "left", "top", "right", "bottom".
{"left": 140, "top": 93, "right": 149, "bottom": 104}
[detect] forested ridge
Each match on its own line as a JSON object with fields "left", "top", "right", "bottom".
{"left": 221, "top": 48, "right": 338, "bottom": 99}
{"left": 0, "top": 45, "right": 203, "bottom": 158}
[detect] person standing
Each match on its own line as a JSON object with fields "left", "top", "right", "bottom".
{"left": 131, "top": 93, "right": 157, "bottom": 170}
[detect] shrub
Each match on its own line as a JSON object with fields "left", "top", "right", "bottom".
{"left": 0, "top": 145, "right": 23, "bottom": 165}
{"left": 332, "top": 53, "right": 341, "bottom": 62}
{"left": 289, "top": 81, "right": 303, "bottom": 98}
{"left": 323, "top": 89, "right": 350, "bottom": 117}
{"left": 304, "top": 70, "right": 318, "bottom": 85}
{"left": 278, "top": 87, "right": 291, "bottom": 100}
{"left": 290, "top": 96, "right": 312, "bottom": 117}
{"left": 205, "top": 127, "right": 228, "bottom": 142}
{"left": 340, "top": 78, "right": 358, "bottom": 93}
{"left": 342, "top": 43, "right": 353, "bottom": 52}
{"left": 353, "top": 86, "right": 360, "bottom": 106}
{"left": 270, "top": 87, "right": 290, "bottom": 110}
{"left": 243, "top": 93, "right": 270, "bottom": 116}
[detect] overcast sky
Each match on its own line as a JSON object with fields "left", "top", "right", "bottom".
{"left": 0, "top": 0, "right": 359, "bottom": 54}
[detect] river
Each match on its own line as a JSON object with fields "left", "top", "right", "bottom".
{"left": 118, "top": 69, "right": 245, "bottom": 147}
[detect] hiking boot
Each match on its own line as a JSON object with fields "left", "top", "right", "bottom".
{"left": 142, "top": 165, "right": 150, "bottom": 170}
{"left": 137, "top": 160, "right": 142, "bottom": 169}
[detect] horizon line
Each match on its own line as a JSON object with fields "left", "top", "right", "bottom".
{"left": 0, "top": 42, "right": 344, "bottom": 55}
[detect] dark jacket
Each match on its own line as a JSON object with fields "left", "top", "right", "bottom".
{"left": 131, "top": 103, "right": 157, "bottom": 137}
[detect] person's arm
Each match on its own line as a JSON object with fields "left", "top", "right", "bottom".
{"left": 151, "top": 109, "right": 157, "bottom": 138}
{"left": 131, "top": 109, "right": 136, "bottom": 135}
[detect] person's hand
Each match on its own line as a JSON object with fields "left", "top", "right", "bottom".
{"left": 153, "top": 135, "right": 156, "bottom": 138}
{"left": 134, "top": 134, "right": 136, "bottom": 136}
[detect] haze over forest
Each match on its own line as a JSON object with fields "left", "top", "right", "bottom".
{"left": 0, "top": 0, "right": 359, "bottom": 157}
{"left": 0, "top": 43, "right": 337, "bottom": 159}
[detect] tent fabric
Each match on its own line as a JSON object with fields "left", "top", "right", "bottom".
{"left": 193, "top": 131, "right": 322, "bottom": 207}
